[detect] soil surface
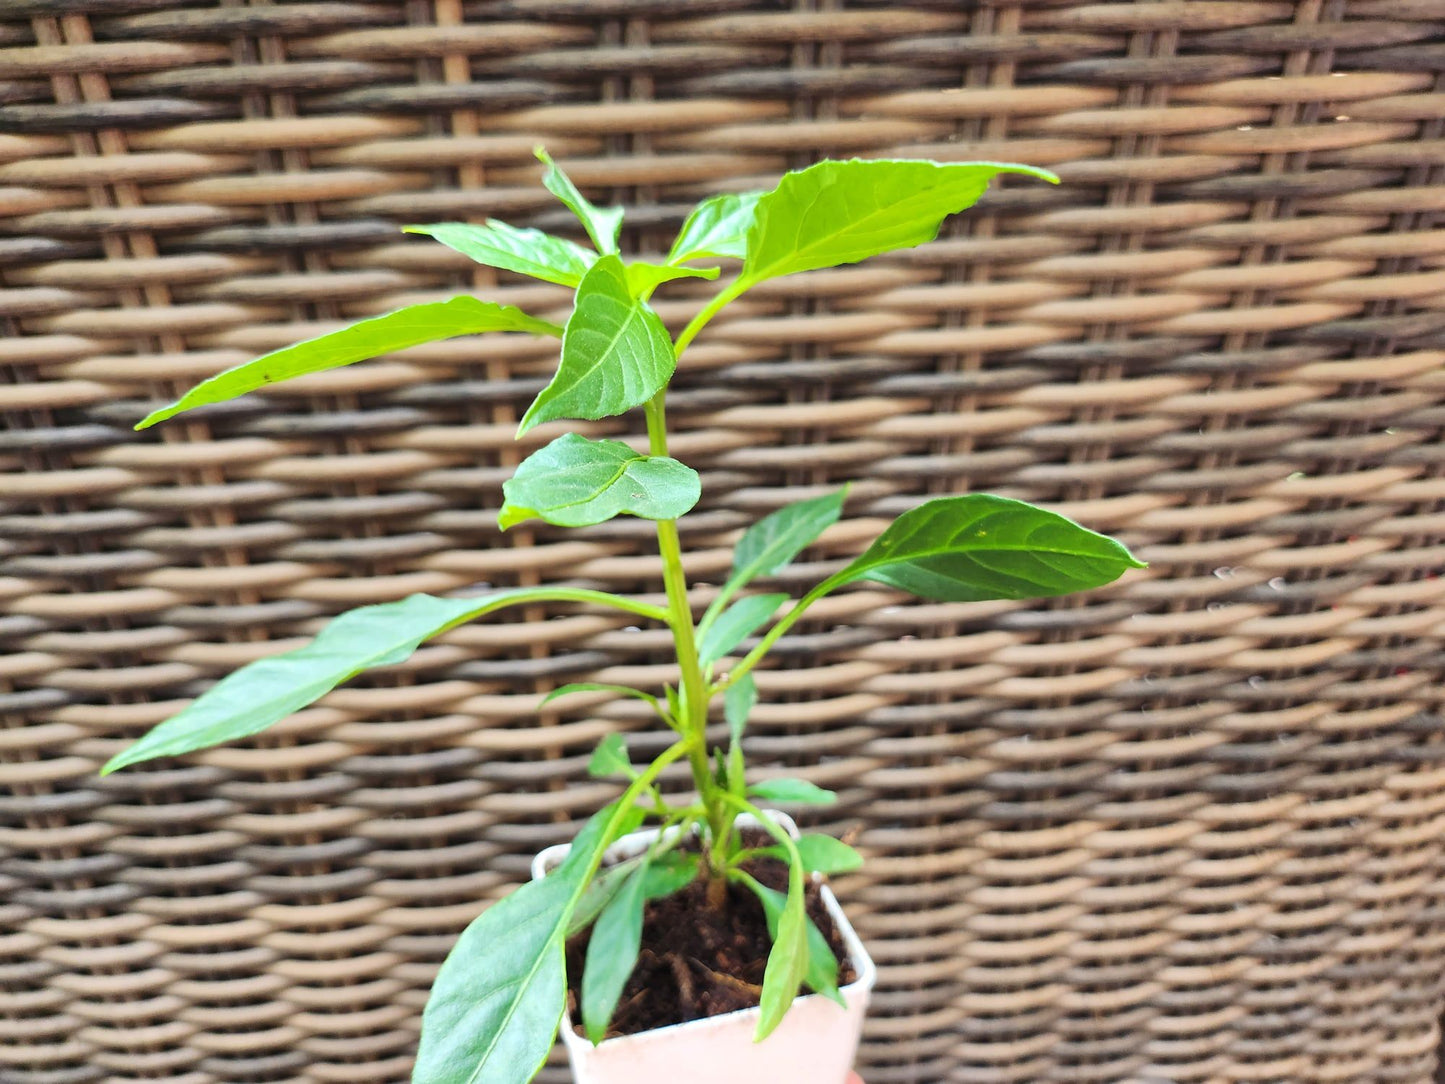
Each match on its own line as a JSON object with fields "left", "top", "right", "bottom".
{"left": 564, "top": 834, "right": 856, "bottom": 1039}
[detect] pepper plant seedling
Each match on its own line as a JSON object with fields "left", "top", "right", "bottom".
{"left": 104, "top": 150, "right": 1144, "bottom": 1084}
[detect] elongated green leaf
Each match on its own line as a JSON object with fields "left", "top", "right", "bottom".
{"left": 641, "top": 852, "right": 700, "bottom": 899}
{"left": 581, "top": 859, "right": 649, "bottom": 1043}
{"left": 500, "top": 433, "right": 700, "bottom": 529}
{"left": 754, "top": 860, "right": 808, "bottom": 1039}
{"left": 536, "top": 146, "right": 623, "bottom": 255}
{"left": 518, "top": 256, "right": 676, "bottom": 435}
{"left": 668, "top": 191, "right": 762, "bottom": 264}
{"left": 724, "top": 672, "right": 756, "bottom": 746}
{"left": 732, "top": 489, "right": 847, "bottom": 585}
{"left": 412, "top": 807, "right": 613, "bottom": 1084}
{"left": 541, "top": 682, "right": 660, "bottom": 713}
{"left": 624, "top": 261, "right": 719, "bottom": 297}
{"left": 739, "top": 874, "right": 843, "bottom": 1007}
{"left": 749, "top": 778, "right": 837, "bottom": 806}
{"left": 135, "top": 298, "right": 561, "bottom": 430}
{"left": 740, "top": 159, "right": 1057, "bottom": 287}
{"left": 588, "top": 733, "right": 632, "bottom": 779}
{"left": 758, "top": 834, "right": 863, "bottom": 875}
{"left": 569, "top": 857, "right": 639, "bottom": 938}
{"left": 103, "top": 588, "right": 663, "bottom": 774}
{"left": 404, "top": 220, "right": 595, "bottom": 287}
{"left": 699, "top": 593, "right": 787, "bottom": 667}
{"left": 836, "top": 494, "right": 1145, "bottom": 602}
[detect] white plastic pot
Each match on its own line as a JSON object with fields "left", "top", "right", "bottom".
{"left": 531, "top": 811, "right": 875, "bottom": 1084}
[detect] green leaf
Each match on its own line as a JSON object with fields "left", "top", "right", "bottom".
{"left": 732, "top": 488, "right": 847, "bottom": 586}
{"left": 540, "top": 682, "right": 660, "bottom": 713}
{"left": 588, "top": 733, "right": 632, "bottom": 779}
{"left": 102, "top": 588, "right": 595, "bottom": 774}
{"left": 664, "top": 684, "right": 684, "bottom": 728}
{"left": 499, "top": 433, "right": 700, "bottom": 529}
{"left": 135, "top": 298, "right": 562, "bottom": 430}
{"left": 641, "top": 852, "right": 700, "bottom": 899}
{"left": 836, "top": 494, "right": 1145, "bottom": 602}
{"left": 749, "top": 778, "right": 837, "bottom": 806}
{"left": 404, "top": 220, "right": 596, "bottom": 287}
{"left": 412, "top": 806, "right": 613, "bottom": 1084}
{"left": 740, "top": 158, "right": 1058, "bottom": 287}
{"left": 699, "top": 593, "right": 787, "bottom": 667}
{"left": 624, "top": 261, "right": 720, "bottom": 297}
{"left": 668, "top": 191, "right": 762, "bottom": 264}
{"left": 581, "top": 859, "right": 648, "bottom": 1044}
{"left": 724, "top": 672, "right": 756, "bottom": 747}
{"left": 536, "top": 146, "right": 624, "bottom": 255}
{"left": 758, "top": 834, "right": 863, "bottom": 875}
{"left": 754, "top": 863, "right": 809, "bottom": 1039}
{"left": 568, "top": 857, "right": 638, "bottom": 938}
{"left": 518, "top": 255, "right": 676, "bottom": 435}
{"left": 739, "top": 875, "right": 843, "bottom": 1007}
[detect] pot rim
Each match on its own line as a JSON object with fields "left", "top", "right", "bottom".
{"left": 533, "top": 809, "right": 877, "bottom": 1051}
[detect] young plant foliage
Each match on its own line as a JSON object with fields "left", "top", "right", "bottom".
{"left": 107, "top": 151, "right": 1144, "bottom": 1079}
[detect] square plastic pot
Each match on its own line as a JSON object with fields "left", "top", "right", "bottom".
{"left": 531, "top": 810, "right": 876, "bottom": 1084}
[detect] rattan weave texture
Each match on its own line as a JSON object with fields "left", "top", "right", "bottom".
{"left": 3, "top": 2, "right": 1445, "bottom": 1083}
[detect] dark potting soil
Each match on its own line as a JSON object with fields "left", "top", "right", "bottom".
{"left": 564, "top": 835, "right": 856, "bottom": 1040}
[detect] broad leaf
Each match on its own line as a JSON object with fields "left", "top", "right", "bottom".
{"left": 518, "top": 256, "right": 676, "bottom": 435}
{"left": 404, "top": 220, "right": 595, "bottom": 287}
{"left": 581, "top": 859, "right": 648, "bottom": 1044}
{"left": 754, "top": 860, "right": 808, "bottom": 1039}
{"left": 699, "top": 593, "right": 787, "bottom": 666}
{"left": 668, "top": 191, "right": 762, "bottom": 264}
{"left": 412, "top": 807, "right": 613, "bottom": 1084}
{"left": 135, "top": 298, "right": 561, "bottom": 430}
{"left": 836, "top": 494, "right": 1145, "bottom": 602}
{"left": 758, "top": 834, "right": 863, "bottom": 875}
{"left": 641, "top": 852, "right": 700, "bottom": 899}
{"left": 588, "top": 733, "right": 632, "bottom": 779}
{"left": 740, "top": 159, "right": 1057, "bottom": 286}
{"left": 740, "top": 875, "right": 843, "bottom": 1007}
{"left": 102, "top": 589, "right": 581, "bottom": 774}
{"left": 536, "top": 146, "right": 623, "bottom": 255}
{"left": 499, "top": 433, "right": 700, "bottom": 529}
{"left": 749, "top": 778, "right": 837, "bottom": 806}
{"left": 732, "top": 488, "right": 847, "bottom": 586}
{"left": 724, "top": 672, "right": 756, "bottom": 746}
{"left": 624, "top": 261, "right": 719, "bottom": 298}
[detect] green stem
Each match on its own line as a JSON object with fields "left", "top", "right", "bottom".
{"left": 710, "top": 573, "right": 847, "bottom": 694}
{"left": 672, "top": 276, "right": 750, "bottom": 359}
{"left": 500, "top": 586, "right": 672, "bottom": 626}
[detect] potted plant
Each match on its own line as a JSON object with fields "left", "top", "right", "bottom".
{"left": 102, "top": 151, "right": 1144, "bottom": 1084}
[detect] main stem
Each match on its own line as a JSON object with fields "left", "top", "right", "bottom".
{"left": 644, "top": 394, "right": 727, "bottom": 872}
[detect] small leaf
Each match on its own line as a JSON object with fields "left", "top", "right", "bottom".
{"left": 740, "top": 875, "right": 843, "bottom": 1007}
{"left": 404, "top": 220, "right": 596, "bottom": 287}
{"left": 102, "top": 589, "right": 570, "bottom": 774}
{"left": 758, "top": 834, "right": 863, "bottom": 875}
{"left": 588, "top": 733, "right": 632, "bottom": 779}
{"left": 749, "top": 778, "right": 837, "bottom": 806}
{"left": 740, "top": 158, "right": 1058, "bottom": 287}
{"left": 136, "top": 298, "right": 561, "bottom": 430}
{"left": 536, "top": 146, "right": 624, "bottom": 255}
{"left": 668, "top": 191, "right": 762, "bottom": 264}
{"left": 500, "top": 433, "right": 700, "bottom": 529}
{"left": 836, "top": 494, "right": 1146, "bottom": 602}
{"left": 724, "top": 672, "right": 756, "bottom": 747}
{"left": 413, "top": 806, "right": 616, "bottom": 1084}
{"left": 569, "top": 858, "right": 639, "bottom": 937}
{"left": 624, "top": 261, "right": 720, "bottom": 297}
{"left": 540, "top": 682, "right": 660, "bottom": 712}
{"left": 754, "top": 864, "right": 809, "bottom": 1040}
{"left": 581, "top": 860, "right": 648, "bottom": 1044}
{"left": 641, "top": 852, "right": 701, "bottom": 899}
{"left": 727, "top": 742, "right": 746, "bottom": 801}
{"left": 518, "top": 255, "right": 676, "bottom": 435}
{"left": 732, "top": 489, "right": 846, "bottom": 586}
{"left": 699, "top": 593, "right": 787, "bottom": 666}
{"left": 664, "top": 684, "right": 683, "bottom": 728}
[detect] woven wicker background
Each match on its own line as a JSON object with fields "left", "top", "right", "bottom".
{"left": 4, "top": 2, "right": 1445, "bottom": 1083}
